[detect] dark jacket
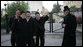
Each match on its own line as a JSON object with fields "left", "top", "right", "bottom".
{"left": 12, "top": 17, "right": 36, "bottom": 43}
{"left": 62, "top": 13, "right": 77, "bottom": 46}
{"left": 34, "top": 15, "right": 49, "bottom": 35}
{"left": 8, "top": 16, "right": 20, "bottom": 33}
{"left": 8, "top": 16, "right": 15, "bottom": 32}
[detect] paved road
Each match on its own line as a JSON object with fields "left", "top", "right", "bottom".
{"left": 1, "top": 30, "right": 82, "bottom": 46}
{"left": 1, "top": 23, "right": 82, "bottom": 46}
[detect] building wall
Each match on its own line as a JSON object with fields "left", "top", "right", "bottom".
{"left": 63, "top": 1, "right": 82, "bottom": 8}
{"left": 28, "top": 1, "right": 42, "bottom": 13}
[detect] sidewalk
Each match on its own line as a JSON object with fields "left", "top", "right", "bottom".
{"left": 1, "top": 30, "right": 82, "bottom": 46}
{"left": 45, "top": 23, "right": 82, "bottom": 33}
{"left": 76, "top": 24, "right": 82, "bottom": 32}
{"left": 1, "top": 29, "right": 6, "bottom": 35}
{"left": 1, "top": 23, "right": 82, "bottom": 46}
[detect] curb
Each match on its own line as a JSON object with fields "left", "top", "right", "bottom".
{"left": 76, "top": 29, "right": 82, "bottom": 33}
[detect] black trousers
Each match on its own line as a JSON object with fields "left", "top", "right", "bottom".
{"left": 11, "top": 32, "right": 26, "bottom": 46}
{"left": 16, "top": 37, "right": 35, "bottom": 46}
{"left": 36, "top": 33, "right": 45, "bottom": 46}
{"left": 11, "top": 32, "right": 16, "bottom": 46}
{"left": 26, "top": 38, "right": 35, "bottom": 46}
{"left": 16, "top": 42, "right": 26, "bottom": 46}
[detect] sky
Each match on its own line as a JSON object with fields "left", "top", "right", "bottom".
{"left": 1, "top": 1, "right": 63, "bottom": 12}
{"left": 42, "top": 1, "right": 63, "bottom": 12}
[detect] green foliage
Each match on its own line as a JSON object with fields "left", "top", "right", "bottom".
{"left": 6, "top": 1, "right": 28, "bottom": 16}
{"left": 51, "top": 1, "right": 61, "bottom": 13}
{"left": 70, "top": 6, "right": 77, "bottom": 12}
{"left": 59, "top": 15, "right": 65, "bottom": 18}
{"left": 1, "top": 1, "right": 28, "bottom": 29}
{"left": 1, "top": 15, "right": 6, "bottom": 29}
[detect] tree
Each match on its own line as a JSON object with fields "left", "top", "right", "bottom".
{"left": 51, "top": 1, "right": 61, "bottom": 14}
{"left": 70, "top": 5, "right": 77, "bottom": 12}
{"left": 1, "top": 1, "right": 28, "bottom": 29}
{"left": 6, "top": 1, "right": 28, "bottom": 17}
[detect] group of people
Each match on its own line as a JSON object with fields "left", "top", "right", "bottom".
{"left": 8, "top": 6, "right": 77, "bottom": 46}
{"left": 8, "top": 9, "right": 49, "bottom": 46}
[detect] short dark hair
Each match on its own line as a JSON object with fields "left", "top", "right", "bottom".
{"left": 21, "top": 11, "right": 25, "bottom": 15}
{"left": 26, "top": 11, "right": 30, "bottom": 13}
{"left": 35, "top": 12, "right": 40, "bottom": 15}
{"left": 16, "top": 9, "right": 21, "bottom": 11}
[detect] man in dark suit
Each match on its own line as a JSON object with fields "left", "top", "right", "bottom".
{"left": 62, "top": 6, "right": 77, "bottom": 46}
{"left": 14, "top": 11, "right": 27, "bottom": 46}
{"left": 8, "top": 9, "right": 21, "bottom": 46}
{"left": 34, "top": 12, "right": 49, "bottom": 46}
{"left": 25, "top": 11, "right": 36, "bottom": 46}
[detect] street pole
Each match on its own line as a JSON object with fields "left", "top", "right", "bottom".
{"left": 49, "top": 12, "right": 53, "bottom": 33}
{"left": 4, "top": 4, "right": 9, "bottom": 34}
{"left": 49, "top": 13, "right": 51, "bottom": 33}
{"left": 51, "top": 13, "right": 53, "bottom": 33}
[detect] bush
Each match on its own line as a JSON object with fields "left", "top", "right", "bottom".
{"left": 6, "top": 1, "right": 28, "bottom": 17}
{"left": 1, "top": 15, "right": 6, "bottom": 29}
{"left": 59, "top": 15, "right": 65, "bottom": 18}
